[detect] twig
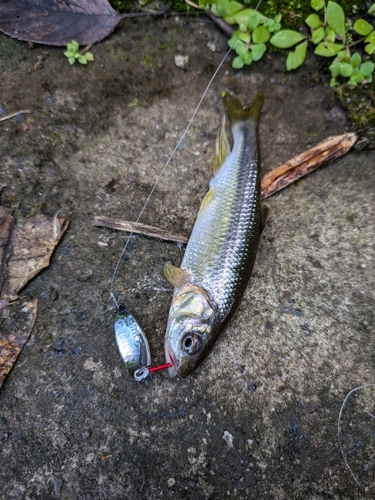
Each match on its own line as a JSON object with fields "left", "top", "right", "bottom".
{"left": 206, "top": 11, "right": 235, "bottom": 36}
{"left": 0, "top": 110, "right": 31, "bottom": 122}
{"left": 93, "top": 216, "right": 188, "bottom": 244}
{"left": 261, "top": 133, "right": 357, "bottom": 199}
{"left": 94, "top": 135, "right": 357, "bottom": 243}
{"left": 120, "top": 5, "right": 170, "bottom": 19}
{"left": 79, "top": 44, "right": 93, "bottom": 55}
{"left": 184, "top": 0, "right": 234, "bottom": 36}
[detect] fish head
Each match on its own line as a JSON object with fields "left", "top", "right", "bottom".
{"left": 164, "top": 285, "right": 217, "bottom": 378}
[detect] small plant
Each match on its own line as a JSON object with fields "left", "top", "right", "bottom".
{"left": 64, "top": 40, "right": 95, "bottom": 65}
{"left": 197, "top": 0, "right": 375, "bottom": 88}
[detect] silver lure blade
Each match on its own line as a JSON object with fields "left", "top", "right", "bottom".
{"left": 114, "top": 307, "right": 151, "bottom": 375}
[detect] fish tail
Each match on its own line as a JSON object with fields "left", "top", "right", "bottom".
{"left": 222, "top": 92, "right": 264, "bottom": 125}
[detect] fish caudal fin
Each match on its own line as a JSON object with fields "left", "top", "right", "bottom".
{"left": 222, "top": 92, "right": 264, "bottom": 125}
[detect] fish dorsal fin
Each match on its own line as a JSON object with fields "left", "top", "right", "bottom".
{"left": 198, "top": 187, "right": 216, "bottom": 217}
{"left": 164, "top": 262, "right": 190, "bottom": 288}
{"left": 213, "top": 116, "right": 230, "bottom": 174}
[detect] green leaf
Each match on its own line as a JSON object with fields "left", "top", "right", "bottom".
{"left": 247, "top": 12, "right": 260, "bottom": 30}
{"left": 330, "top": 77, "right": 338, "bottom": 87}
{"left": 274, "top": 14, "right": 282, "bottom": 24}
{"left": 251, "top": 43, "right": 266, "bottom": 61}
{"left": 270, "top": 30, "right": 306, "bottom": 49}
{"left": 311, "top": 0, "right": 325, "bottom": 11}
{"left": 252, "top": 26, "right": 270, "bottom": 44}
{"left": 232, "top": 56, "right": 245, "bottom": 68}
{"left": 360, "top": 61, "right": 375, "bottom": 77}
{"left": 351, "top": 68, "right": 364, "bottom": 83}
{"left": 350, "top": 52, "right": 361, "bottom": 68}
{"left": 325, "top": 27, "right": 336, "bottom": 43}
{"left": 232, "top": 8, "right": 266, "bottom": 27}
{"left": 286, "top": 40, "right": 308, "bottom": 70}
{"left": 347, "top": 77, "right": 357, "bottom": 88}
{"left": 365, "top": 41, "right": 375, "bottom": 55}
{"left": 353, "top": 19, "right": 373, "bottom": 36}
{"left": 326, "top": 1, "right": 346, "bottom": 44}
{"left": 212, "top": 0, "right": 243, "bottom": 19}
{"left": 85, "top": 52, "right": 94, "bottom": 61}
{"left": 74, "top": 53, "right": 80, "bottom": 58}
{"left": 365, "top": 32, "right": 375, "bottom": 43}
{"left": 314, "top": 41, "right": 344, "bottom": 56}
{"left": 340, "top": 63, "right": 353, "bottom": 77}
{"left": 311, "top": 26, "right": 325, "bottom": 44}
{"left": 329, "top": 61, "right": 341, "bottom": 76}
{"left": 235, "top": 41, "right": 248, "bottom": 55}
{"left": 68, "top": 57, "right": 75, "bottom": 65}
{"left": 64, "top": 51, "right": 71, "bottom": 58}
{"left": 78, "top": 55, "right": 87, "bottom": 64}
{"left": 337, "top": 50, "right": 348, "bottom": 60}
{"left": 368, "top": 3, "right": 375, "bottom": 14}
{"left": 67, "top": 43, "right": 77, "bottom": 53}
{"left": 240, "top": 50, "right": 253, "bottom": 64}
{"left": 305, "top": 14, "right": 323, "bottom": 29}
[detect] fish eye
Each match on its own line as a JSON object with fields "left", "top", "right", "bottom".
{"left": 181, "top": 332, "right": 203, "bottom": 356}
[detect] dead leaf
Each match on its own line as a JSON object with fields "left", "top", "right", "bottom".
{"left": 0, "top": 211, "right": 69, "bottom": 317}
{"left": 0, "top": 298, "right": 37, "bottom": 389}
{"left": 0, "top": 0, "right": 123, "bottom": 46}
{"left": 0, "top": 207, "right": 14, "bottom": 295}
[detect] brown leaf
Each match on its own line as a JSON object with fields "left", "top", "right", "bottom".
{"left": 0, "top": 0, "right": 123, "bottom": 46}
{"left": 0, "top": 207, "right": 14, "bottom": 295}
{"left": 0, "top": 298, "right": 38, "bottom": 389}
{"left": 0, "top": 211, "right": 69, "bottom": 317}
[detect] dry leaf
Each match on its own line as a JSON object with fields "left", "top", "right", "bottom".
{"left": 0, "top": 298, "right": 38, "bottom": 388}
{"left": 0, "top": 0, "right": 122, "bottom": 46}
{"left": 0, "top": 211, "right": 69, "bottom": 317}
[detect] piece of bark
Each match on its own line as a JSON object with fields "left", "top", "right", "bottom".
{"left": 94, "top": 133, "right": 357, "bottom": 243}
{"left": 260, "top": 133, "right": 357, "bottom": 199}
{"left": 0, "top": 211, "right": 69, "bottom": 317}
{"left": 0, "top": 299, "right": 38, "bottom": 389}
{"left": 93, "top": 216, "right": 188, "bottom": 244}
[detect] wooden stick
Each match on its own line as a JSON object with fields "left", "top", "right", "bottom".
{"left": 93, "top": 216, "right": 188, "bottom": 244}
{"left": 261, "top": 132, "right": 357, "bottom": 199}
{"left": 0, "top": 110, "right": 31, "bottom": 122}
{"left": 94, "top": 133, "right": 357, "bottom": 243}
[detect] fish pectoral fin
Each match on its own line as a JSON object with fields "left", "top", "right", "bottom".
{"left": 198, "top": 187, "right": 216, "bottom": 217}
{"left": 164, "top": 262, "right": 191, "bottom": 288}
{"left": 213, "top": 115, "right": 230, "bottom": 174}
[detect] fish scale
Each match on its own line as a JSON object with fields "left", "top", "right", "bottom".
{"left": 164, "top": 93, "right": 264, "bottom": 377}
{"left": 181, "top": 122, "right": 261, "bottom": 319}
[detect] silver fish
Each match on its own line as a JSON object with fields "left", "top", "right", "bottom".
{"left": 115, "top": 306, "right": 151, "bottom": 375}
{"left": 164, "top": 92, "right": 264, "bottom": 378}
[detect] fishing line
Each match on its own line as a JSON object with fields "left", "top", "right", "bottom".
{"left": 109, "top": 46, "right": 232, "bottom": 306}
{"left": 337, "top": 382, "right": 375, "bottom": 486}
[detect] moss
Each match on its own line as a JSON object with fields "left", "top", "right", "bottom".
{"left": 167, "top": 0, "right": 193, "bottom": 12}
{"left": 334, "top": 82, "right": 375, "bottom": 131}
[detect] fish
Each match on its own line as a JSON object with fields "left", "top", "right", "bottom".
{"left": 114, "top": 305, "right": 151, "bottom": 375}
{"left": 163, "top": 92, "right": 265, "bottom": 378}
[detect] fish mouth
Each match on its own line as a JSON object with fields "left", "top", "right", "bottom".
{"left": 164, "top": 347, "right": 178, "bottom": 377}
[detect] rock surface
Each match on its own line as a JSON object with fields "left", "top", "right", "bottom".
{"left": 0, "top": 11, "right": 374, "bottom": 500}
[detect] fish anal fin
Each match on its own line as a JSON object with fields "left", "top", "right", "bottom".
{"left": 198, "top": 187, "right": 216, "bottom": 217}
{"left": 213, "top": 116, "right": 230, "bottom": 174}
{"left": 164, "top": 262, "right": 190, "bottom": 288}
